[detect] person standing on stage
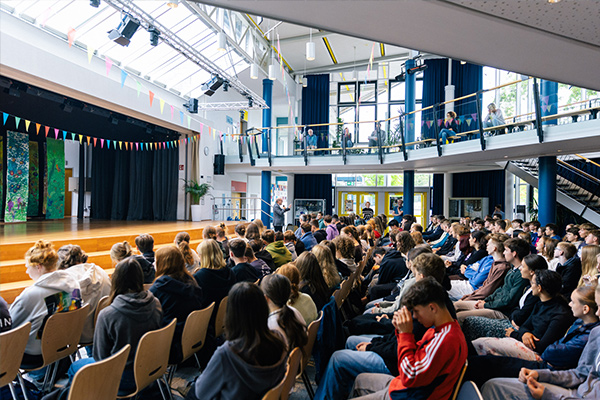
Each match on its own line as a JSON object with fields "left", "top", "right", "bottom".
{"left": 273, "top": 198, "right": 290, "bottom": 233}
{"left": 362, "top": 202, "right": 374, "bottom": 221}
{"left": 392, "top": 198, "right": 404, "bottom": 224}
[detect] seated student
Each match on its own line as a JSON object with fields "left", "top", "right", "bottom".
{"left": 446, "top": 230, "right": 488, "bottom": 277}
{"left": 322, "top": 239, "right": 352, "bottom": 278}
{"left": 261, "top": 273, "right": 308, "bottom": 350}
{"left": 149, "top": 246, "right": 203, "bottom": 364}
{"left": 580, "top": 245, "right": 600, "bottom": 286}
{"left": 215, "top": 223, "right": 230, "bottom": 260}
{"left": 341, "top": 225, "right": 364, "bottom": 263}
{"left": 135, "top": 233, "right": 155, "bottom": 266}
{"left": 438, "top": 111, "right": 459, "bottom": 144}
{"left": 204, "top": 226, "right": 228, "bottom": 261}
{"left": 538, "top": 236, "right": 560, "bottom": 271}
{"left": 262, "top": 229, "right": 292, "bottom": 268}
{"left": 422, "top": 215, "right": 444, "bottom": 242}
{"left": 283, "top": 230, "right": 298, "bottom": 261}
{"left": 367, "top": 241, "right": 411, "bottom": 301}
{"left": 455, "top": 238, "right": 530, "bottom": 321}
{"left": 300, "top": 223, "right": 318, "bottom": 251}
{"left": 472, "top": 270, "right": 574, "bottom": 360}
{"left": 245, "top": 244, "right": 271, "bottom": 277}
{"left": 276, "top": 264, "right": 318, "bottom": 325}
{"left": 555, "top": 242, "right": 582, "bottom": 298}
{"left": 324, "top": 215, "right": 340, "bottom": 241}
{"left": 311, "top": 220, "right": 327, "bottom": 244}
{"left": 448, "top": 234, "right": 508, "bottom": 301}
{"left": 349, "top": 277, "right": 468, "bottom": 400}
{"left": 187, "top": 283, "right": 287, "bottom": 400}
{"left": 401, "top": 215, "right": 416, "bottom": 233}
{"left": 467, "top": 285, "right": 600, "bottom": 387}
{"left": 10, "top": 241, "right": 81, "bottom": 369}
{"left": 56, "top": 244, "right": 111, "bottom": 346}
{"left": 434, "top": 222, "right": 460, "bottom": 257}
{"left": 248, "top": 239, "right": 276, "bottom": 272}
{"left": 379, "top": 219, "right": 400, "bottom": 247}
{"left": 0, "top": 296, "right": 12, "bottom": 333}
{"left": 312, "top": 244, "right": 342, "bottom": 290}
{"left": 481, "top": 285, "right": 600, "bottom": 400}
{"left": 175, "top": 232, "right": 200, "bottom": 274}
{"left": 69, "top": 257, "right": 162, "bottom": 394}
{"left": 442, "top": 224, "right": 471, "bottom": 263}
{"left": 229, "top": 239, "right": 261, "bottom": 283}
{"left": 296, "top": 251, "right": 331, "bottom": 311}
{"left": 546, "top": 223, "right": 562, "bottom": 241}
{"left": 429, "top": 219, "right": 451, "bottom": 249}
{"left": 111, "top": 241, "right": 155, "bottom": 284}
{"left": 334, "top": 234, "right": 359, "bottom": 274}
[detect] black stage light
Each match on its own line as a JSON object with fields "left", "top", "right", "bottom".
{"left": 248, "top": 97, "right": 253, "bottom": 108}
{"left": 222, "top": 81, "right": 229, "bottom": 92}
{"left": 394, "top": 72, "right": 405, "bottom": 82}
{"left": 107, "top": 15, "right": 140, "bottom": 47}
{"left": 149, "top": 27, "right": 160, "bottom": 47}
{"left": 184, "top": 98, "right": 198, "bottom": 114}
{"left": 201, "top": 75, "right": 224, "bottom": 96}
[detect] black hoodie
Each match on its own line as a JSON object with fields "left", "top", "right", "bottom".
{"left": 150, "top": 275, "right": 203, "bottom": 363}
{"left": 377, "top": 250, "right": 409, "bottom": 285}
{"left": 131, "top": 254, "right": 155, "bottom": 284}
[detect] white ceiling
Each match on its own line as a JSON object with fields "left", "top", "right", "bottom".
{"left": 195, "top": 0, "right": 600, "bottom": 90}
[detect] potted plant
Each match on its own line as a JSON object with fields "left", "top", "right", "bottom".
{"left": 182, "top": 179, "right": 212, "bottom": 221}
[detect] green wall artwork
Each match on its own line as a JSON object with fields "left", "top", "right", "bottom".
{"left": 0, "top": 136, "right": 4, "bottom": 219}
{"left": 28, "top": 141, "right": 40, "bottom": 216}
{"left": 4, "top": 131, "right": 29, "bottom": 223}
{"left": 46, "top": 138, "right": 65, "bottom": 219}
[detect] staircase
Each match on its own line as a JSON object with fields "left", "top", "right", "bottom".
{"left": 506, "top": 155, "right": 600, "bottom": 226}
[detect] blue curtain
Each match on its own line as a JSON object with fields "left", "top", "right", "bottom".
{"left": 294, "top": 174, "right": 333, "bottom": 215}
{"left": 432, "top": 173, "right": 444, "bottom": 215}
{"left": 302, "top": 74, "right": 330, "bottom": 150}
{"left": 452, "top": 170, "right": 505, "bottom": 213}
{"left": 422, "top": 59, "right": 483, "bottom": 138}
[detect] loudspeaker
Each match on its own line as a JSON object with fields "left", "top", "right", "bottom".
{"left": 214, "top": 154, "right": 225, "bottom": 175}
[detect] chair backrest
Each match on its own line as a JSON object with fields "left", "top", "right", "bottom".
{"left": 0, "top": 322, "right": 31, "bottom": 388}
{"left": 94, "top": 295, "right": 111, "bottom": 326}
{"left": 129, "top": 318, "right": 177, "bottom": 396}
{"left": 215, "top": 296, "right": 228, "bottom": 338}
{"left": 281, "top": 347, "right": 303, "bottom": 400}
{"left": 450, "top": 359, "right": 469, "bottom": 400}
{"left": 299, "top": 312, "right": 323, "bottom": 375}
{"left": 68, "top": 345, "right": 130, "bottom": 400}
{"left": 334, "top": 277, "right": 353, "bottom": 309}
{"left": 455, "top": 381, "right": 484, "bottom": 400}
{"left": 41, "top": 304, "right": 90, "bottom": 366}
{"left": 261, "top": 375, "right": 284, "bottom": 400}
{"left": 179, "top": 302, "right": 215, "bottom": 362}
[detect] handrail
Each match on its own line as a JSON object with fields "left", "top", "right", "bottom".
{"left": 558, "top": 159, "right": 600, "bottom": 185}
{"left": 575, "top": 154, "right": 600, "bottom": 169}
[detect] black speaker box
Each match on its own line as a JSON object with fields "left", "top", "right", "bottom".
{"left": 214, "top": 154, "right": 225, "bottom": 175}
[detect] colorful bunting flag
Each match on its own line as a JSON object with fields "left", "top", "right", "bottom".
{"left": 67, "top": 27, "right": 76, "bottom": 47}
{"left": 93, "top": 137, "right": 97, "bottom": 147}
{"left": 136, "top": 81, "right": 142, "bottom": 97}
{"left": 63, "top": 130, "right": 67, "bottom": 140}
{"left": 71, "top": 133, "right": 76, "bottom": 141}
{"left": 25, "top": 120, "right": 31, "bottom": 131}
{"left": 3, "top": 112, "right": 8, "bottom": 125}
{"left": 105, "top": 57, "right": 113, "bottom": 76}
{"left": 86, "top": 136, "right": 90, "bottom": 146}
{"left": 101, "top": 138, "right": 104, "bottom": 148}
{"left": 160, "top": 99, "right": 165, "bottom": 114}
{"left": 120, "top": 70, "right": 128, "bottom": 88}
{"left": 36, "top": 123, "right": 41, "bottom": 134}
{"left": 119, "top": 141, "right": 122, "bottom": 150}
{"left": 170, "top": 105, "right": 174, "bottom": 120}
{"left": 180, "top": 111, "right": 184, "bottom": 125}
{"left": 107, "top": 139, "right": 111, "bottom": 148}
{"left": 54, "top": 128, "right": 59, "bottom": 139}
{"left": 45, "top": 126, "right": 50, "bottom": 137}
{"left": 149, "top": 91, "right": 155, "bottom": 107}
{"left": 87, "top": 45, "right": 94, "bottom": 63}
{"left": 15, "top": 117, "right": 21, "bottom": 128}
{"left": 79, "top": 134, "right": 83, "bottom": 144}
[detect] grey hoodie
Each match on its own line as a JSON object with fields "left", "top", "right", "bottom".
{"left": 9, "top": 270, "right": 81, "bottom": 355}
{"left": 537, "top": 325, "right": 600, "bottom": 399}
{"left": 93, "top": 291, "right": 162, "bottom": 370}
{"left": 194, "top": 340, "right": 287, "bottom": 399}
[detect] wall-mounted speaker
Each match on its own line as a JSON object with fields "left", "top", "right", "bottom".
{"left": 214, "top": 154, "right": 225, "bottom": 175}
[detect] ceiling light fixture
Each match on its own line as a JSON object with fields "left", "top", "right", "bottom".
{"left": 107, "top": 15, "right": 140, "bottom": 47}
{"left": 250, "top": 63, "right": 258, "bottom": 79}
{"left": 90, "top": 0, "right": 101, "bottom": 7}
{"left": 217, "top": 32, "right": 226, "bottom": 52}
{"left": 547, "top": 0, "right": 561, "bottom": 3}
{"left": 460, "top": 60, "right": 467, "bottom": 65}
{"left": 303, "top": 77, "right": 308, "bottom": 87}
{"left": 268, "top": 63, "right": 277, "bottom": 81}
{"left": 306, "top": 28, "right": 315, "bottom": 61}
{"left": 167, "top": 0, "right": 179, "bottom": 8}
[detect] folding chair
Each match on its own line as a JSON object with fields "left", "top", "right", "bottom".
{"left": 214, "top": 296, "right": 228, "bottom": 338}
{"left": 298, "top": 312, "right": 323, "bottom": 399}
{"left": 450, "top": 359, "right": 469, "bottom": 400}
{"left": 0, "top": 322, "right": 31, "bottom": 400}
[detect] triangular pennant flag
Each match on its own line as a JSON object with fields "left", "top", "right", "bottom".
{"left": 541, "top": 95, "right": 550, "bottom": 105}
{"left": 547, "top": 104, "right": 553, "bottom": 112}
{"left": 71, "top": 132, "right": 76, "bottom": 141}
{"left": 93, "top": 137, "right": 97, "bottom": 147}
{"left": 25, "top": 120, "right": 31, "bottom": 131}
{"left": 63, "top": 130, "right": 67, "bottom": 141}
{"left": 100, "top": 138, "right": 104, "bottom": 148}
{"left": 187, "top": 115, "right": 191, "bottom": 129}
{"left": 120, "top": 70, "right": 128, "bottom": 88}
{"left": 45, "top": 126, "right": 50, "bottom": 136}
{"left": 541, "top": 104, "right": 547, "bottom": 112}
{"left": 130, "top": 142, "right": 133, "bottom": 151}
{"left": 148, "top": 91, "right": 155, "bottom": 107}
{"left": 54, "top": 128, "right": 59, "bottom": 139}
{"left": 167, "top": 142, "right": 170, "bottom": 149}
{"left": 136, "top": 142, "right": 139, "bottom": 151}
{"left": 426, "top": 121, "right": 432, "bottom": 129}
{"left": 136, "top": 81, "right": 142, "bottom": 97}
{"left": 105, "top": 57, "right": 113, "bottom": 76}
{"left": 125, "top": 142, "right": 128, "bottom": 150}
{"left": 421, "top": 121, "right": 425, "bottom": 127}
{"left": 163, "top": 142, "right": 166, "bottom": 149}
{"left": 458, "top": 116, "right": 465, "bottom": 125}
{"left": 15, "top": 117, "right": 21, "bottom": 128}
{"left": 113, "top": 140, "right": 117, "bottom": 149}
{"left": 170, "top": 105, "right": 174, "bottom": 120}
{"left": 107, "top": 139, "right": 111, "bottom": 148}
{"left": 119, "top": 141, "right": 122, "bottom": 150}
{"left": 471, "top": 113, "right": 478, "bottom": 122}
{"left": 437, "top": 119, "right": 443, "bottom": 127}
{"left": 36, "top": 123, "right": 41, "bottom": 134}
{"left": 180, "top": 111, "right": 184, "bottom": 125}
{"left": 86, "top": 136, "right": 91, "bottom": 146}
{"left": 67, "top": 27, "right": 76, "bottom": 47}
{"left": 466, "top": 118, "right": 473, "bottom": 127}
{"left": 87, "top": 45, "right": 94, "bottom": 63}
{"left": 159, "top": 99, "right": 165, "bottom": 114}
{"left": 200, "top": 123, "right": 204, "bottom": 134}
{"left": 79, "top": 134, "right": 83, "bottom": 144}
{"left": 2, "top": 113, "right": 8, "bottom": 125}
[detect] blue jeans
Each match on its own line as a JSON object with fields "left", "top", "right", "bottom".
{"left": 314, "top": 336, "right": 389, "bottom": 400}
{"left": 439, "top": 128, "right": 454, "bottom": 144}
{"left": 481, "top": 377, "right": 575, "bottom": 399}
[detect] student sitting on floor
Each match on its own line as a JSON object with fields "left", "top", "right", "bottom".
{"left": 349, "top": 277, "right": 468, "bottom": 400}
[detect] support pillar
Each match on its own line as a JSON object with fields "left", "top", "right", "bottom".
{"left": 443, "top": 173, "right": 453, "bottom": 218}
{"left": 262, "top": 79, "right": 273, "bottom": 152}
{"left": 261, "top": 170, "right": 272, "bottom": 228}
{"left": 403, "top": 52, "right": 417, "bottom": 216}
{"left": 541, "top": 80, "right": 558, "bottom": 126}
{"left": 538, "top": 156, "right": 557, "bottom": 226}
{"left": 77, "top": 142, "right": 85, "bottom": 220}
{"left": 403, "top": 171, "right": 415, "bottom": 216}
{"left": 505, "top": 172, "right": 514, "bottom": 220}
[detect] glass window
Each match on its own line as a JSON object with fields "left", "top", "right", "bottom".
{"left": 358, "top": 105, "right": 376, "bottom": 142}
{"left": 390, "top": 81, "right": 405, "bottom": 101}
{"left": 339, "top": 83, "right": 356, "bottom": 104}
{"left": 359, "top": 82, "right": 377, "bottom": 103}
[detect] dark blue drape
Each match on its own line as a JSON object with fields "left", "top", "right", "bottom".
{"left": 453, "top": 170, "right": 505, "bottom": 213}
{"left": 421, "top": 59, "right": 483, "bottom": 139}
{"left": 302, "top": 74, "right": 330, "bottom": 149}
{"left": 294, "top": 174, "right": 333, "bottom": 215}
{"left": 432, "top": 173, "right": 444, "bottom": 215}
{"left": 91, "top": 146, "right": 178, "bottom": 221}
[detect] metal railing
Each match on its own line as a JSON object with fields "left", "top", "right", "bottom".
{"left": 211, "top": 196, "right": 273, "bottom": 222}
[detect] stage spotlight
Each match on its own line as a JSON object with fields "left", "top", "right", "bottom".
{"left": 8, "top": 87, "right": 20, "bottom": 97}
{"left": 149, "top": 27, "right": 160, "bottom": 46}
{"left": 184, "top": 98, "right": 198, "bottom": 114}
{"left": 90, "top": 0, "right": 101, "bottom": 7}
{"left": 223, "top": 81, "right": 229, "bottom": 92}
{"left": 394, "top": 72, "right": 405, "bottom": 82}
{"left": 248, "top": 97, "right": 253, "bottom": 108}
{"left": 107, "top": 15, "right": 140, "bottom": 47}
{"left": 201, "top": 75, "right": 224, "bottom": 96}
{"left": 60, "top": 102, "right": 73, "bottom": 113}
{"left": 110, "top": 116, "right": 119, "bottom": 125}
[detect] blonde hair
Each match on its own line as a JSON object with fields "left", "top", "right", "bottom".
{"left": 254, "top": 219, "right": 266, "bottom": 234}
{"left": 312, "top": 244, "right": 341, "bottom": 289}
{"left": 411, "top": 231, "right": 424, "bottom": 245}
{"left": 197, "top": 239, "right": 226, "bottom": 270}
{"left": 26, "top": 240, "right": 59, "bottom": 271}
{"left": 579, "top": 245, "right": 600, "bottom": 287}
{"left": 110, "top": 241, "right": 132, "bottom": 263}
{"left": 276, "top": 263, "right": 301, "bottom": 302}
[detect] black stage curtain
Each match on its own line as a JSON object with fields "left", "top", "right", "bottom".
{"left": 453, "top": 170, "right": 505, "bottom": 213}
{"left": 432, "top": 173, "right": 444, "bottom": 215}
{"left": 302, "top": 74, "right": 330, "bottom": 150}
{"left": 294, "top": 174, "right": 333, "bottom": 215}
{"left": 91, "top": 146, "right": 178, "bottom": 221}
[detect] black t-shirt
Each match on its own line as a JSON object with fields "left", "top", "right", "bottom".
{"left": 362, "top": 207, "right": 374, "bottom": 220}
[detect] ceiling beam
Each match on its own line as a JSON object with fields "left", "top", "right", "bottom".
{"left": 278, "top": 30, "right": 334, "bottom": 43}
{"left": 293, "top": 52, "right": 411, "bottom": 75}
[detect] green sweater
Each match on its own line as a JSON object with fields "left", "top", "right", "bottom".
{"left": 265, "top": 241, "right": 292, "bottom": 268}
{"left": 484, "top": 265, "right": 529, "bottom": 315}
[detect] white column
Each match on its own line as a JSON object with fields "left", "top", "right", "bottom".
{"left": 285, "top": 173, "right": 295, "bottom": 226}
{"left": 505, "top": 172, "right": 515, "bottom": 220}
{"left": 443, "top": 173, "right": 453, "bottom": 218}
{"left": 445, "top": 59, "right": 455, "bottom": 114}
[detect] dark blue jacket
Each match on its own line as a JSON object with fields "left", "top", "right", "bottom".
{"left": 422, "top": 226, "right": 443, "bottom": 242}
{"left": 300, "top": 231, "right": 318, "bottom": 251}
{"left": 556, "top": 256, "right": 582, "bottom": 298}
{"left": 377, "top": 250, "right": 409, "bottom": 285}
{"left": 542, "top": 319, "right": 600, "bottom": 370}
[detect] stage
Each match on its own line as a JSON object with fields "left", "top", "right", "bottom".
{"left": 0, "top": 218, "right": 240, "bottom": 303}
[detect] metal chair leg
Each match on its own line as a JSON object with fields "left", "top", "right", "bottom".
{"left": 160, "top": 376, "right": 174, "bottom": 400}
{"left": 8, "top": 382, "right": 18, "bottom": 400}
{"left": 302, "top": 371, "right": 314, "bottom": 399}
{"left": 17, "top": 372, "right": 30, "bottom": 400}
{"left": 193, "top": 353, "right": 203, "bottom": 371}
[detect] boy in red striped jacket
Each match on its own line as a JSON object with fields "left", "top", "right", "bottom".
{"left": 350, "top": 277, "right": 468, "bottom": 400}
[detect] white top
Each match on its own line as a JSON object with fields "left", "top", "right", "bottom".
{"left": 268, "top": 305, "right": 306, "bottom": 350}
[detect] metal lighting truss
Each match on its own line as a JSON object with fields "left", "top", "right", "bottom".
{"left": 103, "top": 0, "right": 268, "bottom": 109}
{"left": 196, "top": 101, "right": 263, "bottom": 111}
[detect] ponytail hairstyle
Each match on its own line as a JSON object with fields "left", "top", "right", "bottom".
{"left": 57, "top": 244, "right": 89, "bottom": 270}
{"left": 110, "top": 241, "right": 132, "bottom": 264}
{"left": 109, "top": 257, "right": 144, "bottom": 304}
{"left": 203, "top": 226, "right": 217, "bottom": 240}
{"left": 174, "top": 232, "right": 194, "bottom": 266}
{"left": 155, "top": 245, "right": 196, "bottom": 284}
{"left": 276, "top": 263, "right": 301, "bottom": 302}
{"left": 574, "top": 285, "right": 599, "bottom": 316}
{"left": 26, "top": 240, "right": 59, "bottom": 272}
{"left": 261, "top": 274, "right": 308, "bottom": 351}
{"left": 234, "top": 223, "right": 246, "bottom": 238}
